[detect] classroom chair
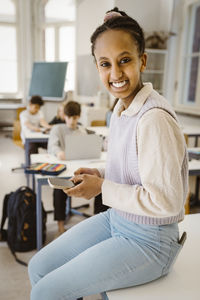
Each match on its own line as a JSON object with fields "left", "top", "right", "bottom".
{"left": 66, "top": 196, "right": 91, "bottom": 219}
{"left": 12, "top": 107, "right": 26, "bottom": 148}
{"left": 91, "top": 120, "right": 106, "bottom": 126}
{"left": 184, "top": 191, "right": 190, "bottom": 215}
{"left": 12, "top": 120, "right": 23, "bottom": 148}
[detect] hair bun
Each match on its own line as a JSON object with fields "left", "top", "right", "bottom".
{"left": 104, "top": 11, "right": 122, "bottom": 22}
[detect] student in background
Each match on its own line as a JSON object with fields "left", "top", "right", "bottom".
{"left": 20, "top": 95, "right": 52, "bottom": 154}
{"left": 48, "top": 102, "right": 66, "bottom": 125}
{"left": 48, "top": 101, "right": 108, "bottom": 234}
{"left": 29, "top": 7, "right": 188, "bottom": 299}
{"left": 47, "top": 101, "right": 86, "bottom": 234}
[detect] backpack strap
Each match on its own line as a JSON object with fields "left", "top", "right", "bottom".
{"left": 0, "top": 193, "right": 10, "bottom": 230}
{"left": 6, "top": 211, "right": 28, "bottom": 266}
{"left": 0, "top": 193, "right": 11, "bottom": 241}
{"left": 8, "top": 245, "right": 28, "bottom": 266}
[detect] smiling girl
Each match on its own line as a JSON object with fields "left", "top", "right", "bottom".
{"left": 28, "top": 7, "right": 188, "bottom": 300}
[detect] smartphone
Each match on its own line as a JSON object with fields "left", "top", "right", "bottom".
{"left": 48, "top": 177, "right": 75, "bottom": 189}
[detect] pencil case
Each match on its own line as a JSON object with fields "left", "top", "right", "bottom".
{"left": 25, "top": 163, "right": 66, "bottom": 175}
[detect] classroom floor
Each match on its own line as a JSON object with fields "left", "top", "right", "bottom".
{"left": 0, "top": 130, "right": 101, "bottom": 300}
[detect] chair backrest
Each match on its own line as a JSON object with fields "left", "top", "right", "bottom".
{"left": 91, "top": 120, "right": 106, "bottom": 126}
{"left": 16, "top": 107, "right": 26, "bottom": 121}
{"left": 12, "top": 107, "right": 26, "bottom": 148}
{"left": 12, "top": 121, "right": 24, "bottom": 148}
{"left": 184, "top": 191, "right": 190, "bottom": 214}
{"left": 184, "top": 133, "right": 188, "bottom": 146}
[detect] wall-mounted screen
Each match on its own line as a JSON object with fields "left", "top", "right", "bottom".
{"left": 29, "top": 62, "right": 68, "bottom": 101}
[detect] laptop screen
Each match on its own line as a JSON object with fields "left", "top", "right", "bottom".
{"left": 64, "top": 134, "right": 103, "bottom": 160}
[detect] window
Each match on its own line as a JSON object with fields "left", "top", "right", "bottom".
{"left": 44, "top": 0, "right": 76, "bottom": 92}
{"left": 0, "top": 0, "right": 18, "bottom": 95}
{"left": 181, "top": 1, "right": 200, "bottom": 108}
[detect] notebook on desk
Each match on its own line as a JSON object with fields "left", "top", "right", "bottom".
{"left": 64, "top": 134, "right": 103, "bottom": 160}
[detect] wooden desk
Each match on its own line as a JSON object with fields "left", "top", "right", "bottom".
{"left": 24, "top": 128, "right": 50, "bottom": 166}
{"left": 107, "top": 213, "right": 200, "bottom": 300}
{"left": 31, "top": 153, "right": 106, "bottom": 250}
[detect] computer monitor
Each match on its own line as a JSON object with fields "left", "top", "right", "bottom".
{"left": 29, "top": 62, "right": 68, "bottom": 101}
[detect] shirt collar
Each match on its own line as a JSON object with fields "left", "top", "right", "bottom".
{"left": 113, "top": 82, "right": 153, "bottom": 117}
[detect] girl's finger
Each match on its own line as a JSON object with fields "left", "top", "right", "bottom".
{"left": 71, "top": 174, "right": 85, "bottom": 184}
{"left": 74, "top": 168, "right": 83, "bottom": 175}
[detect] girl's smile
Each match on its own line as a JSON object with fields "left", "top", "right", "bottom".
{"left": 111, "top": 80, "right": 127, "bottom": 88}
{"left": 94, "top": 29, "right": 146, "bottom": 108}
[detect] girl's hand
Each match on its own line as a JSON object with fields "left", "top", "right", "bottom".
{"left": 74, "top": 167, "right": 101, "bottom": 177}
{"left": 63, "top": 174, "right": 104, "bottom": 200}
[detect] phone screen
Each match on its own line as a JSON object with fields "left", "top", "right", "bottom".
{"left": 48, "top": 178, "right": 75, "bottom": 189}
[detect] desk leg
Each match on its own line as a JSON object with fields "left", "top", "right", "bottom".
{"left": 66, "top": 196, "right": 71, "bottom": 217}
{"left": 25, "top": 139, "right": 30, "bottom": 166}
{"left": 32, "top": 174, "right": 35, "bottom": 192}
{"left": 36, "top": 180, "right": 43, "bottom": 251}
{"left": 194, "top": 136, "right": 199, "bottom": 147}
{"left": 195, "top": 176, "right": 200, "bottom": 204}
{"left": 25, "top": 140, "right": 30, "bottom": 186}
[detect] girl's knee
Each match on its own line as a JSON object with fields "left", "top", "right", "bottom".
{"left": 30, "top": 275, "right": 67, "bottom": 300}
{"left": 28, "top": 255, "right": 38, "bottom": 286}
{"left": 30, "top": 280, "right": 48, "bottom": 300}
{"left": 28, "top": 252, "right": 44, "bottom": 286}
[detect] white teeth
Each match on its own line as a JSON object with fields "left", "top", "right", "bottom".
{"left": 112, "top": 81, "right": 126, "bottom": 88}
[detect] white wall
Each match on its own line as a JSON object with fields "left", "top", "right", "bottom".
{"left": 76, "top": 0, "right": 174, "bottom": 56}
{"left": 76, "top": 0, "right": 114, "bottom": 56}
{"left": 115, "top": 0, "right": 173, "bottom": 32}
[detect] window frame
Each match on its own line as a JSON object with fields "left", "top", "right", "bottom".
{"left": 0, "top": 0, "right": 21, "bottom": 99}
{"left": 43, "top": 20, "right": 75, "bottom": 60}
{"left": 174, "top": 0, "right": 200, "bottom": 115}
{"left": 43, "top": 21, "right": 76, "bottom": 92}
{"left": 42, "top": 2, "right": 76, "bottom": 92}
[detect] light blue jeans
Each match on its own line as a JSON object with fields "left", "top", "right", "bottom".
{"left": 28, "top": 209, "right": 182, "bottom": 300}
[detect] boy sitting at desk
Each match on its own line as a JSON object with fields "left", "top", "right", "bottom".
{"left": 20, "top": 95, "right": 52, "bottom": 154}
{"left": 47, "top": 101, "right": 86, "bottom": 234}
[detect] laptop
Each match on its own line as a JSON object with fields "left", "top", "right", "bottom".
{"left": 64, "top": 134, "right": 103, "bottom": 160}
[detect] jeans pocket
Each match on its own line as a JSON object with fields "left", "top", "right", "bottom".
{"left": 162, "top": 241, "right": 182, "bottom": 276}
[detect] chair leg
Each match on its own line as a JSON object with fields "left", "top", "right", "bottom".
{"left": 66, "top": 196, "right": 91, "bottom": 218}
{"left": 70, "top": 208, "right": 91, "bottom": 218}
{"left": 73, "top": 203, "right": 90, "bottom": 210}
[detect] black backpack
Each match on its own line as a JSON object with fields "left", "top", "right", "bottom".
{"left": 0, "top": 186, "right": 46, "bottom": 266}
